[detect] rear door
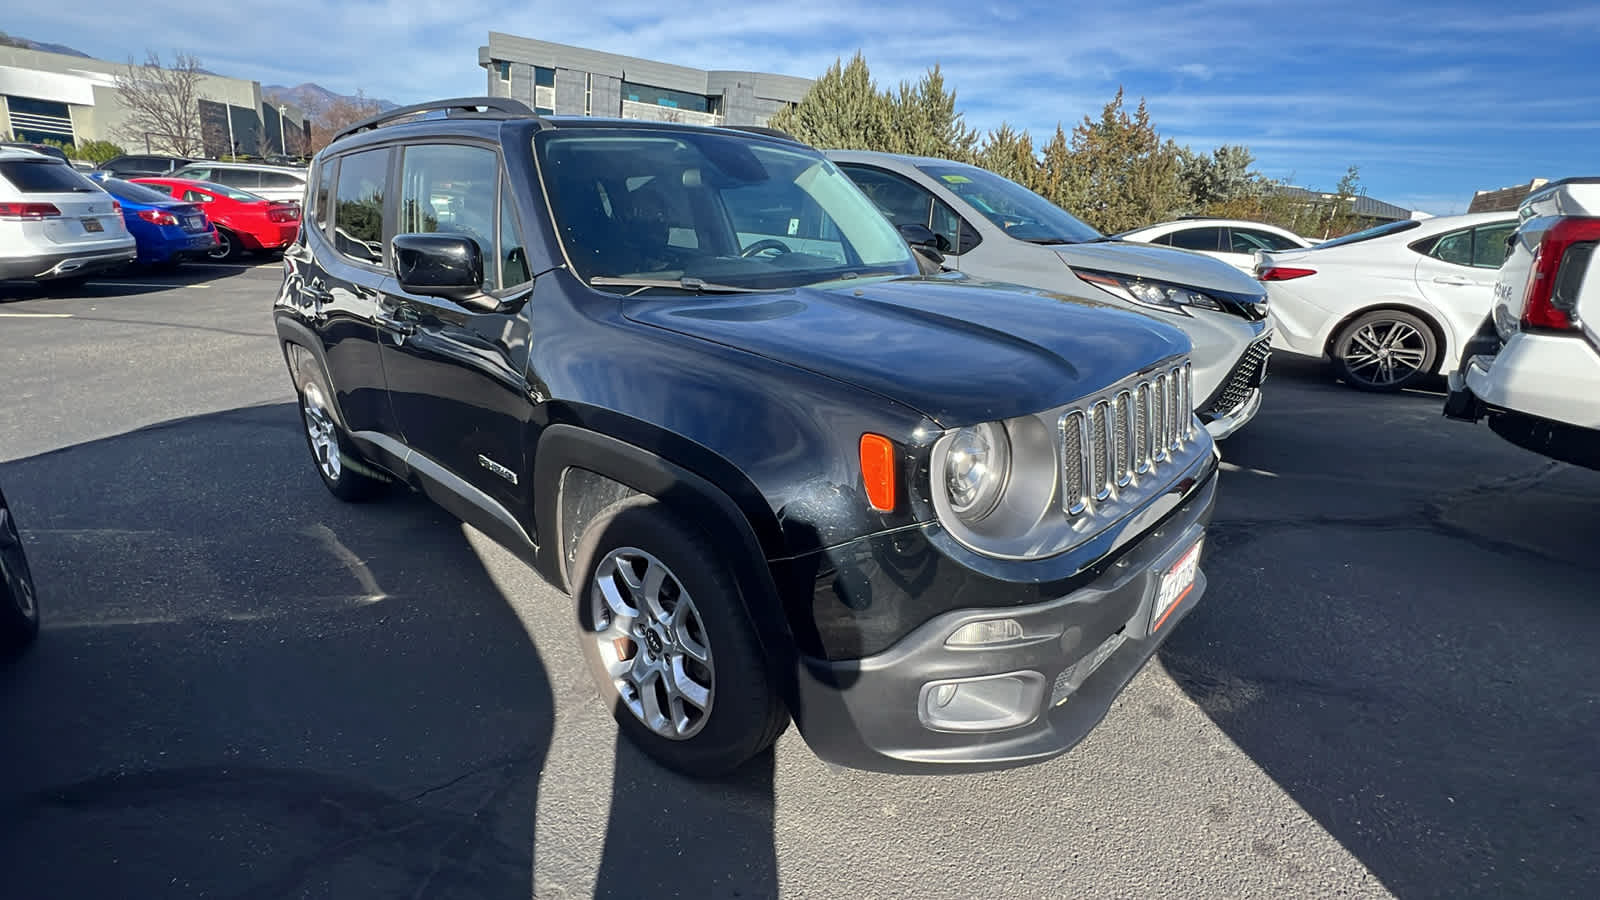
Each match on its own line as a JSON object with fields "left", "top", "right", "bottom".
{"left": 375, "top": 141, "right": 535, "bottom": 528}
{"left": 1413, "top": 220, "right": 1517, "bottom": 350}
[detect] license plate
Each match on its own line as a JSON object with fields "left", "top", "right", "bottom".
{"left": 1151, "top": 538, "right": 1203, "bottom": 633}
{"left": 185, "top": 217, "right": 205, "bottom": 230}
{"left": 82, "top": 217, "right": 103, "bottom": 233}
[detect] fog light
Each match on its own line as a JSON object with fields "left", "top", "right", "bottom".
{"left": 918, "top": 672, "right": 1046, "bottom": 733}
{"left": 945, "top": 617, "right": 1026, "bottom": 648}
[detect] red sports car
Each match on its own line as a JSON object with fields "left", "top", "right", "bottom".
{"left": 131, "top": 177, "right": 300, "bottom": 260}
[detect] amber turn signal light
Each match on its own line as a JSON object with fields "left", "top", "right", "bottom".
{"left": 859, "top": 433, "right": 896, "bottom": 512}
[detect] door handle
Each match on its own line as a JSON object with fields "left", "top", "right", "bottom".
{"left": 303, "top": 281, "right": 334, "bottom": 303}
{"left": 1432, "top": 275, "right": 1473, "bottom": 286}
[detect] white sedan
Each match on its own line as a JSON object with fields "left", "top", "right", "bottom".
{"left": 1254, "top": 212, "right": 1518, "bottom": 391}
{"left": 1116, "top": 218, "right": 1312, "bottom": 273}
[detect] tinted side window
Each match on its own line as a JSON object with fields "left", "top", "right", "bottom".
{"left": 1168, "top": 227, "right": 1224, "bottom": 251}
{"left": 398, "top": 143, "right": 498, "bottom": 289}
{"left": 214, "top": 169, "right": 261, "bottom": 188}
{"left": 311, "top": 160, "right": 335, "bottom": 230}
{"left": 839, "top": 165, "right": 933, "bottom": 231}
{"left": 499, "top": 173, "right": 531, "bottom": 288}
{"left": 333, "top": 148, "right": 389, "bottom": 265}
{"left": 175, "top": 167, "right": 211, "bottom": 181}
{"left": 259, "top": 171, "right": 304, "bottom": 188}
{"left": 1472, "top": 223, "right": 1516, "bottom": 268}
{"left": 1429, "top": 229, "right": 1473, "bottom": 266}
{"left": 1231, "top": 228, "right": 1302, "bottom": 252}
{"left": 182, "top": 189, "right": 212, "bottom": 203}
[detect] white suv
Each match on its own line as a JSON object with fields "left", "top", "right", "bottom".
{"left": 1443, "top": 177, "right": 1600, "bottom": 469}
{"left": 0, "top": 148, "right": 136, "bottom": 282}
{"left": 169, "top": 161, "right": 307, "bottom": 204}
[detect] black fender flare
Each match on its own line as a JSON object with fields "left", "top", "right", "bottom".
{"left": 532, "top": 422, "right": 799, "bottom": 708}
{"left": 274, "top": 315, "right": 348, "bottom": 427}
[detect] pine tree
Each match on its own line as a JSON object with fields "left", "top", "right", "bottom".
{"left": 767, "top": 53, "right": 891, "bottom": 150}
{"left": 884, "top": 65, "right": 978, "bottom": 162}
{"left": 976, "top": 123, "right": 1036, "bottom": 187}
{"left": 1061, "top": 88, "right": 1191, "bottom": 233}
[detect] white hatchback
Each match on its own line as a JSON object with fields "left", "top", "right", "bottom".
{"left": 0, "top": 148, "right": 136, "bottom": 282}
{"left": 1254, "top": 212, "right": 1517, "bottom": 391}
{"left": 1116, "top": 218, "right": 1312, "bottom": 274}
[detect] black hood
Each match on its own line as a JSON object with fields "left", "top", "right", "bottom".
{"left": 623, "top": 277, "right": 1193, "bottom": 427}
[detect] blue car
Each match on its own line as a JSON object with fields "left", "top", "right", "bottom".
{"left": 87, "top": 172, "right": 218, "bottom": 267}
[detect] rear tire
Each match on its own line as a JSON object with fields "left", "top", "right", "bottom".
{"left": 207, "top": 228, "right": 239, "bottom": 261}
{"left": 294, "top": 354, "right": 388, "bottom": 502}
{"left": 1332, "top": 309, "right": 1438, "bottom": 392}
{"left": 573, "top": 497, "right": 788, "bottom": 777}
{"left": 0, "top": 491, "right": 40, "bottom": 658}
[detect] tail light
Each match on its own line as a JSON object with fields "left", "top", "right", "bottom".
{"left": 0, "top": 202, "right": 62, "bottom": 220}
{"left": 1520, "top": 216, "right": 1600, "bottom": 332}
{"left": 1256, "top": 266, "right": 1316, "bottom": 282}
{"left": 137, "top": 209, "right": 181, "bottom": 226}
{"left": 267, "top": 204, "right": 300, "bottom": 223}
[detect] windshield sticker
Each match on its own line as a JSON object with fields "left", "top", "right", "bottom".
{"left": 940, "top": 174, "right": 972, "bottom": 184}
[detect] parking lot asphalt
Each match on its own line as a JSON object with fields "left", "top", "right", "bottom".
{"left": 0, "top": 266, "right": 1595, "bottom": 899}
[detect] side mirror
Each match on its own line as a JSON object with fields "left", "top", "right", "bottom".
{"left": 392, "top": 233, "right": 483, "bottom": 303}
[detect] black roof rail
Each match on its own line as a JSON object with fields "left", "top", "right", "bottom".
{"left": 719, "top": 124, "right": 804, "bottom": 143}
{"left": 329, "top": 97, "right": 537, "bottom": 146}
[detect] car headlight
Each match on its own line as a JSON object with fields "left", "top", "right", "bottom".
{"left": 1073, "top": 269, "right": 1225, "bottom": 315}
{"left": 944, "top": 422, "right": 1010, "bottom": 523}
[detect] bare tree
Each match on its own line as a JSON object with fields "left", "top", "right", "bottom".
{"left": 310, "top": 91, "right": 382, "bottom": 153}
{"left": 115, "top": 51, "right": 208, "bottom": 156}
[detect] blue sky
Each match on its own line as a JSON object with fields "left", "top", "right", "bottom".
{"left": 11, "top": 1, "right": 1597, "bottom": 214}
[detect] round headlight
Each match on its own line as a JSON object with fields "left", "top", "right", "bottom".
{"left": 944, "top": 422, "right": 1010, "bottom": 522}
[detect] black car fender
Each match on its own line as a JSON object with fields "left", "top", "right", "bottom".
{"left": 532, "top": 419, "right": 801, "bottom": 706}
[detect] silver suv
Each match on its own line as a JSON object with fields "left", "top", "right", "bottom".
{"left": 0, "top": 147, "right": 136, "bottom": 283}
{"left": 830, "top": 151, "right": 1273, "bottom": 439}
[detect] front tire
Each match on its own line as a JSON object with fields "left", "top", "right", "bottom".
{"left": 1332, "top": 309, "right": 1437, "bottom": 392}
{"left": 0, "top": 492, "right": 40, "bottom": 657}
{"left": 294, "top": 355, "right": 387, "bottom": 502}
{"left": 573, "top": 497, "right": 788, "bottom": 777}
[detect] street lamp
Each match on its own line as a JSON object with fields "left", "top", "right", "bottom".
{"left": 278, "top": 105, "right": 288, "bottom": 157}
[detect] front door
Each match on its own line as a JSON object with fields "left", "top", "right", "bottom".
{"left": 375, "top": 142, "right": 537, "bottom": 539}
{"left": 1413, "top": 220, "right": 1518, "bottom": 352}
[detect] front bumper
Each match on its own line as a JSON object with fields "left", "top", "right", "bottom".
{"left": 789, "top": 467, "right": 1216, "bottom": 773}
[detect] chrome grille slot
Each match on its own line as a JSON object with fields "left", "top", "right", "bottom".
{"left": 1165, "top": 367, "right": 1181, "bottom": 451}
{"left": 1059, "top": 410, "right": 1087, "bottom": 515}
{"left": 1182, "top": 363, "right": 1194, "bottom": 439}
{"left": 1152, "top": 374, "right": 1169, "bottom": 462}
{"left": 1113, "top": 391, "right": 1133, "bottom": 487}
{"left": 1134, "top": 383, "right": 1151, "bottom": 474}
{"left": 1090, "top": 401, "right": 1111, "bottom": 500}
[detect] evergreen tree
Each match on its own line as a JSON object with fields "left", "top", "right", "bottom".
{"left": 1061, "top": 88, "right": 1191, "bottom": 233}
{"left": 767, "top": 53, "right": 891, "bottom": 150}
{"left": 976, "top": 123, "right": 1036, "bottom": 187}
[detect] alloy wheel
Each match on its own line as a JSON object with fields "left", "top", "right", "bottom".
{"left": 207, "top": 231, "right": 233, "bottom": 260}
{"left": 301, "top": 383, "right": 342, "bottom": 481}
{"left": 1340, "top": 319, "right": 1430, "bottom": 388}
{"left": 590, "top": 547, "right": 715, "bottom": 740}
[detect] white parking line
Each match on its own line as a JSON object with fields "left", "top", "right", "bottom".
{"left": 0, "top": 312, "right": 74, "bottom": 318}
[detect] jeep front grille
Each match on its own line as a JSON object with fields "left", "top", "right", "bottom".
{"left": 1060, "top": 362, "right": 1196, "bottom": 517}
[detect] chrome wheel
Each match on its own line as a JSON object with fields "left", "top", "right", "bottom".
{"left": 301, "top": 383, "right": 342, "bottom": 481}
{"left": 1340, "top": 319, "right": 1430, "bottom": 388}
{"left": 590, "top": 547, "right": 714, "bottom": 740}
{"left": 206, "top": 230, "right": 233, "bottom": 260}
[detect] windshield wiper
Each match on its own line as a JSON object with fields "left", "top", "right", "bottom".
{"left": 589, "top": 276, "right": 764, "bottom": 297}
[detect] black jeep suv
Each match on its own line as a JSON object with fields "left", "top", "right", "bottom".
{"left": 274, "top": 98, "right": 1220, "bottom": 776}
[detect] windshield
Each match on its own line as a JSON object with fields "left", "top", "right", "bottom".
{"left": 1309, "top": 219, "right": 1420, "bottom": 249}
{"left": 191, "top": 180, "right": 264, "bottom": 203}
{"left": 536, "top": 130, "right": 917, "bottom": 291}
{"left": 100, "top": 177, "right": 179, "bottom": 205}
{"left": 916, "top": 163, "right": 1103, "bottom": 244}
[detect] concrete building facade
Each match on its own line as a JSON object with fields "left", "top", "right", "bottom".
{"left": 0, "top": 45, "right": 308, "bottom": 158}
{"left": 477, "top": 32, "right": 813, "bottom": 128}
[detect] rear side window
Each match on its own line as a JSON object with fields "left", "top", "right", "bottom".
{"left": 1472, "top": 223, "right": 1517, "bottom": 268}
{"left": 260, "top": 171, "right": 304, "bottom": 188}
{"left": 213, "top": 169, "right": 261, "bottom": 188}
{"left": 1231, "top": 228, "right": 1301, "bottom": 252}
{"left": 101, "top": 178, "right": 176, "bottom": 205}
{"left": 0, "top": 160, "right": 99, "bottom": 193}
{"left": 1168, "top": 226, "right": 1224, "bottom": 251}
{"left": 175, "top": 167, "right": 212, "bottom": 182}
{"left": 333, "top": 148, "right": 390, "bottom": 265}
{"left": 311, "top": 161, "right": 335, "bottom": 229}
{"left": 1429, "top": 229, "right": 1473, "bottom": 266}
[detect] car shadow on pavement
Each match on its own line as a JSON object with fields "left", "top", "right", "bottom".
{"left": 0, "top": 261, "right": 254, "bottom": 302}
{"left": 0, "top": 403, "right": 555, "bottom": 898}
{"left": 1160, "top": 365, "right": 1600, "bottom": 897}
